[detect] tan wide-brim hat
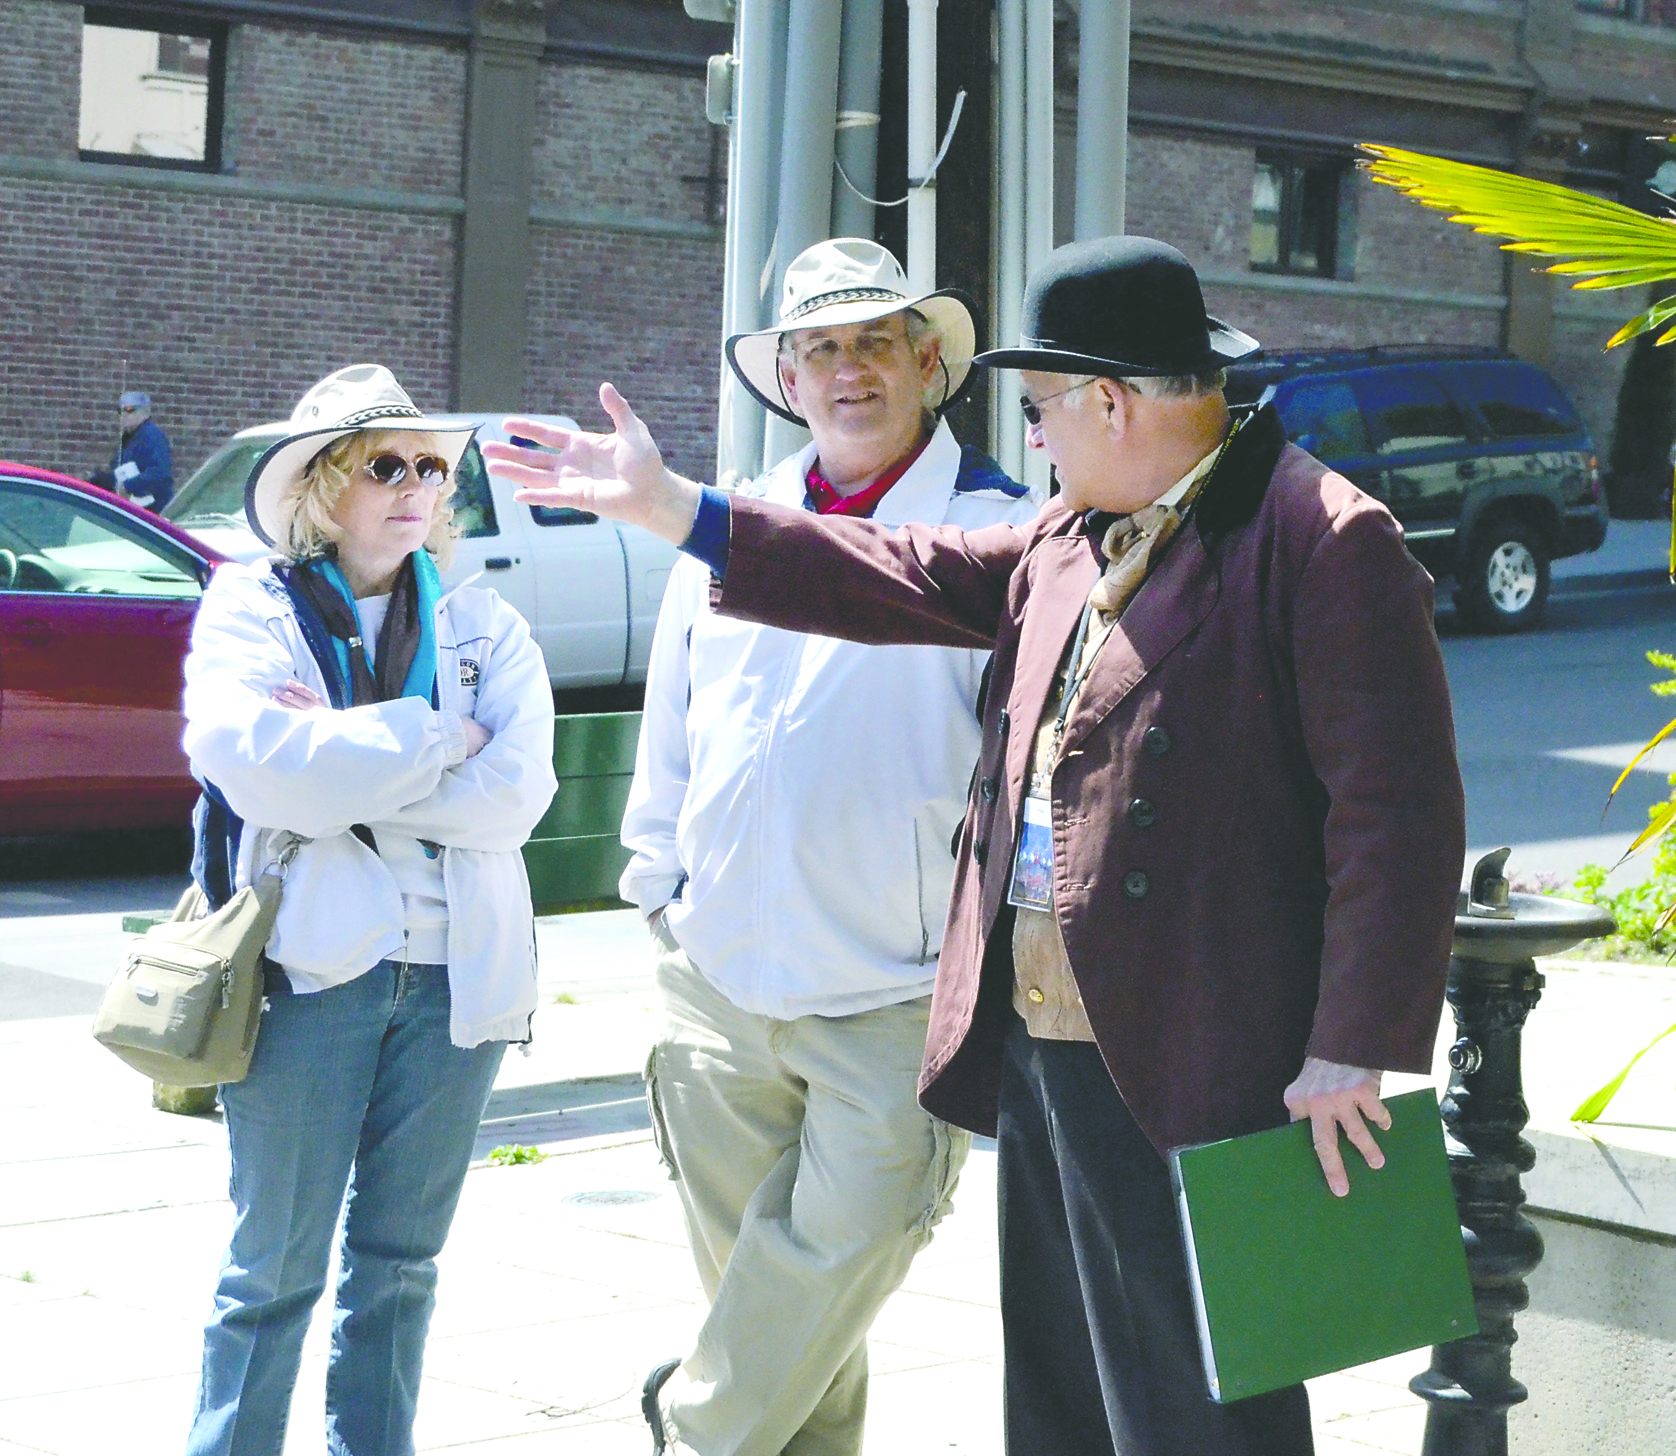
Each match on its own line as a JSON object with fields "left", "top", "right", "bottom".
{"left": 726, "top": 238, "right": 978, "bottom": 425}
{"left": 245, "top": 364, "right": 478, "bottom": 547}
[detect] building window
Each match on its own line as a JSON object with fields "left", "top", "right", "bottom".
{"left": 1250, "top": 156, "right": 1344, "bottom": 278}
{"left": 79, "top": 9, "right": 226, "bottom": 171}
{"left": 1577, "top": 1, "right": 1676, "bottom": 29}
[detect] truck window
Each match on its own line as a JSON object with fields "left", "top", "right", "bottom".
{"left": 451, "top": 442, "right": 500, "bottom": 539}
{"left": 1444, "top": 362, "right": 1582, "bottom": 440}
{"left": 1354, "top": 369, "right": 1473, "bottom": 455}
{"left": 1276, "top": 379, "right": 1369, "bottom": 462}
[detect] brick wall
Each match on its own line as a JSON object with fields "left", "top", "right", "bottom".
{"left": 1134, "top": 0, "right": 1520, "bottom": 73}
{"left": 1351, "top": 173, "right": 1505, "bottom": 297}
{"left": 231, "top": 25, "right": 467, "bottom": 193}
{"left": 533, "top": 61, "right": 718, "bottom": 225}
{"left": 0, "top": 179, "right": 457, "bottom": 480}
{"left": 0, "top": 1, "right": 80, "bottom": 160}
{"left": 525, "top": 227, "right": 724, "bottom": 484}
{"left": 1124, "top": 132, "right": 1252, "bottom": 273}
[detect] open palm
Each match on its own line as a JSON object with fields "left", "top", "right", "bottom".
{"left": 483, "top": 383, "right": 673, "bottom": 528}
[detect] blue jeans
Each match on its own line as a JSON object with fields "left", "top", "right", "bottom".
{"left": 186, "top": 961, "right": 506, "bottom": 1456}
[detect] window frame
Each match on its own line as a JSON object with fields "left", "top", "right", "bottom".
{"left": 1250, "top": 152, "right": 1349, "bottom": 280}
{"left": 79, "top": 6, "right": 228, "bottom": 174}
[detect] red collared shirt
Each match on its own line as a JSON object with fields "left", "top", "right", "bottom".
{"left": 805, "top": 437, "right": 931, "bottom": 518}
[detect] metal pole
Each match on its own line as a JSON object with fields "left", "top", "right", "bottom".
{"left": 905, "top": 0, "right": 939, "bottom": 293}
{"left": 763, "top": 0, "right": 840, "bottom": 465}
{"left": 1021, "top": 0, "right": 1056, "bottom": 496}
{"left": 1073, "top": 0, "right": 1128, "bottom": 240}
{"left": 716, "top": 0, "right": 777, "bottom": 485}
{"left": 993, "top": 0, "right": 1026, "bottom": 483}
{"left": 832, "top": 0, "right": 884, "bottom": 239}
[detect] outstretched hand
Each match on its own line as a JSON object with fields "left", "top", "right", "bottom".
{"left": 1283, "top": 1057, "right": 1390, "bottom": 1198}
{"left": 482, "top": 383, "right": 703, "bottom": 546}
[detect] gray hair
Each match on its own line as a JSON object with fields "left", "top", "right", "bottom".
{"left": 1114, "top": 370, "right": 1227, "bottom": 399}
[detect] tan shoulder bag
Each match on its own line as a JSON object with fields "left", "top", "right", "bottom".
{"left": 93, "top": 835, "right": 303, "bottom": 1088}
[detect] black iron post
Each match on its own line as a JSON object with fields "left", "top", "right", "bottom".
{"left": 1410, "top": 848, "right": 1614, "bottom": 1456}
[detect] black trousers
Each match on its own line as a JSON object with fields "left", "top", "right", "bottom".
{"left": 997, "top": 1017, "right": 1314, "bottom": 1455}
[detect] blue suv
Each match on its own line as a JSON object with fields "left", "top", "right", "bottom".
{"left": 1226, "top": 347, "right": 1606, "bottom": 632}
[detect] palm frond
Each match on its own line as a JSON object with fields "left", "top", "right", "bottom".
{"left": 1359, "top": 144, "right": 1676, "bottom": 346}
{"left": 1606, "top": 294, "right": 1676, "bottom": 349}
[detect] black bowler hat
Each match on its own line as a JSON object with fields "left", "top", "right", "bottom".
{"left": 976, "top": 236, "right": 1260, "bottom": 378}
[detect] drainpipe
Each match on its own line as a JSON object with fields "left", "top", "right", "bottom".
{"left": 993, "top": 0, "right": 1027, "bottom": 483}
{"left": 905, "top": 0, "right": 939, "bottom": 293}
{"left": 763, "top": 0, "right": 842, "bottom": 464}
{"left": 832, "top": 0, "right": 884, "bottom": 240}
{"left": 1074, "top": 0, "right": 1128, "bottom": 240}
{"left": 1021, "top": 0, "right": 1056, "bottom": 495}
{"left": 716, "top": 0, "right": 777, "bottom": 485}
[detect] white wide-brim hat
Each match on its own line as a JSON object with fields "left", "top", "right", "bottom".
{"left": 245, "top": 364, "right": 478, "bottom": 547}
{"left": 726, "top": 238, "right": 978, "bottom": 425}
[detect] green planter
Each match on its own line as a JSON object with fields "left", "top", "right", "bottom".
{"left": 522, "top": 711, "right": 641, "bottom": 915}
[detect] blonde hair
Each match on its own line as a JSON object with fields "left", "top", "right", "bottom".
{"left": 278, "top": 428, "right": 459, "bottom": 569}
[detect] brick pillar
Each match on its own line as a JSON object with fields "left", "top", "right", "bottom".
{"left": 1508, "top": 0, "right": 1585, "bottom": 368}
{"left": 455, "top": 0, "right": 546, "bottom": 411}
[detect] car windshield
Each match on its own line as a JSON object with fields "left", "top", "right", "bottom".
{"left": 165, "top": 436, "right": 278, "bottom": 526}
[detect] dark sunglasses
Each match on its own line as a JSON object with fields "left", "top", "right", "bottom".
{"left": 365, "top": 452, "right": 449, "bottom": 487}
{"left": 1018, "top": 379, "right": 1096, "bottom": 425}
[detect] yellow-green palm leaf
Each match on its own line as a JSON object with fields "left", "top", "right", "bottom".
{"left": 1359, "top": 143, "right": 1676, "bottom": 346}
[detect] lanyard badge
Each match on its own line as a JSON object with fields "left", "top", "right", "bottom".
{"left": 1007, "top": 792, "right": 1054, "bottom": 911}
{"left": 1005, "top": 600, "right": 1103, "bottom": 915}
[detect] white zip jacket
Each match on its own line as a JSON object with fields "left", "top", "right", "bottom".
{"left": 619, "top": 421, "right": 1038, "bottom": 1018}
{"left": 182, "top": 560, "right": 558, "bottom": 1047}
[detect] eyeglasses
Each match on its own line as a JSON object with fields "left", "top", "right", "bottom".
{"left": 1018, "top": 379, "right": 1096, "bottom": 426}
{"left": 119, "top": 405, "right": 139, "bottom": 414}
{"left": 364, "top": 453, "right": 449, "bottom": 488}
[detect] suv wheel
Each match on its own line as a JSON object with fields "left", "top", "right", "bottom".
{"left": 1455, "top": 521, "right": 1550, "bottom": 633}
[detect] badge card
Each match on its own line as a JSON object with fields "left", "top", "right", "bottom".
{"left": 1007, "top": 794, "right": 1055, "bottom": 911}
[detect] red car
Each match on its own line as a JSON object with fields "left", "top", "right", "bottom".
{"left": 0, "top": 462, "right": 227, "bottom": 834}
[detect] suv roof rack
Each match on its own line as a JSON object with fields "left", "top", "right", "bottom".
{"left": 1229, "top": 344, "right": 1509, "bottom": 376}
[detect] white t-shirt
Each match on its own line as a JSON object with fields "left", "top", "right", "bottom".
{"left": 357, "top": 592, "right": 450, "bottom": 966}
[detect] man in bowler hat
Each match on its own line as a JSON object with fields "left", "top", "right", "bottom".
{"left": 488, "top": 236, "right": 1465, "bottom": 1454}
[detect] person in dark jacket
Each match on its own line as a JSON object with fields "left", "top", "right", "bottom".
{"left": 486, "top": 236, "right": 1466, "bottom": 1456}
{"left": 92, "top": 391, "right": 174, "bottom": 510}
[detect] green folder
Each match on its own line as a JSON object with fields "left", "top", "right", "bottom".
{"left": 1169, "top": 1088, "right": 1477, "bottom": 1403}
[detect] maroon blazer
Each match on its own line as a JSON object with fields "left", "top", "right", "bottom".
{"left": 713, "top": 405, "right": 1465, "bottom": 1153}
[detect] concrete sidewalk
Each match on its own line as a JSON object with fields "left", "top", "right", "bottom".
{"left": 1550, "top": 517, "right": 1670, "bottom": 596}
{"left": 21, "top": 905, "right": 1666, "bottom": 1456}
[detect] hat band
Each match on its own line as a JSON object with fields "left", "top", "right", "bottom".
{"left": 781, "top": 287, "right": 909, "bottom": 325}
{"left": 322, "top": 402, "right": 425, "bottom": 431}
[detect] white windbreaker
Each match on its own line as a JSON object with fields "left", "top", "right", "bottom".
{"left": 182, "top": 560, "right": 557, "bottom": 1047}
{"left": 619, "top": 420, "right": 1038, "bottom": 1019}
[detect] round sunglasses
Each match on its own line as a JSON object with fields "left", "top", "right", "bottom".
{"left": 364, "top": 452, "right": 449, "bottom": 488}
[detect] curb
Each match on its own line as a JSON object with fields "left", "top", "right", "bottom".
{"left": 1551, "top": 568, "right": 1670, "bottom": 597}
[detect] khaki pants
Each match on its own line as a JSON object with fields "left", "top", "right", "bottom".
{"left": 645, "top": 919, "right": 969, "bottom": 1456}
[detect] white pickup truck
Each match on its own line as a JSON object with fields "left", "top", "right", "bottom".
{"left": 163, "top": 415, "right": 678, "bottom": 688}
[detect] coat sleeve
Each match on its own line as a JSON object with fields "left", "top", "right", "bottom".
{"left": 364, "top": 598, "right": 558, "bottom": 852}
{"left": 617, "top": 556, "right": 703, "bottom": 914}
{"left": 1291, "top": 494, "right": 1465, "bottom": 1074}
{"left": 127, "top": 424, "right": 174, "bottom": 502}
{"left": 712, "top": 496, "right": 1034, "bottom": 649}
{"left": 182, "top": 574, "right": 468, "bottom": 838}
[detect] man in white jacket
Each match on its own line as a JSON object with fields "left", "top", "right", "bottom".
{"left": 615, "top": 240, "right": 1036, "bottom": 1456}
